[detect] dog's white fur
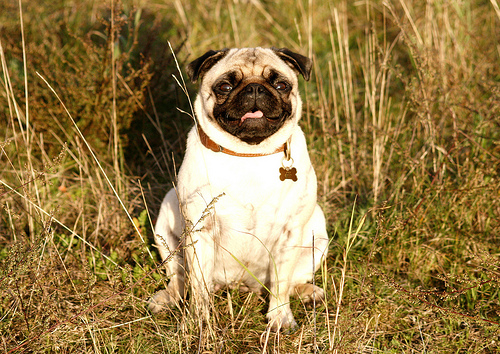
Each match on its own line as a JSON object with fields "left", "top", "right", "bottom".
{"left": 149, "top": 48, "right": 329, "bottom": 330}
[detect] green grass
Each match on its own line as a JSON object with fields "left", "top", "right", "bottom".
{"left": 1, "top": 0, "right": 499, "bottom": 352}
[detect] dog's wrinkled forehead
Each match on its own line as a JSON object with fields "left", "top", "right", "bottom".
{"left": 204, "top": 48, "right": 297, "bottom": 84}
{"left": 187, "top": 47, "right": 312, "bottom": 84}
{"left": 228, "top": 47, "right": 261, "bottom": 64}
{"left": 223, "top": 48, "right": 275, "bottom": 72}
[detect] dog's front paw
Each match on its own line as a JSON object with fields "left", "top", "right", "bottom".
{"left": 294, "top": 283, "right": 325, "bottom": 305}
{"left": 148, "top": 289, "right": 180, "bottom": 314}
{"left": 266, "top": 306, "right": 298, "bottom": 332}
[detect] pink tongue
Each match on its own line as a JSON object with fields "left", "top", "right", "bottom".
{"left": 241, "top": 110, "right": 264, "bottom": 122}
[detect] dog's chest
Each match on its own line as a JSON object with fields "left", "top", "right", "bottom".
{"left": 177, "top": 143, "right": 316, "bottom": 288}
{"left": 175, "top": 126, "right": 318, "bottom": 286}
{"left": 205, "top": 185, "right": 310, "bottom": 288}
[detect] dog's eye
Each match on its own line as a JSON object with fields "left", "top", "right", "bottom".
{"left": 219, "top": 83, "right": 233, "bottom": 92}
{"left": 274, "top": 82, "right": 288, "bottom": 90}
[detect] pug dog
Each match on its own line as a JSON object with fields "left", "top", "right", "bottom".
{"left": 149, "top": 47, "right": 329, "bottom": 330}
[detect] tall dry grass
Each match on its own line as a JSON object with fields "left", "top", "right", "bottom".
{"left": 1, "top": 0, "right": 499, "bottom": 352}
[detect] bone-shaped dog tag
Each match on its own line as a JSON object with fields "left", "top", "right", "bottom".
{"left": 279, "top": 167, "right": 297, "bottom": 182}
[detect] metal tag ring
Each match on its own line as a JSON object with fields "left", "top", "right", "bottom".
{"left": 282, "top": 156, "right": 294, "bottom": 169}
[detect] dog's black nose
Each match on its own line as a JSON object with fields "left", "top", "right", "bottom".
{"left": 244, "top": 83, "right": 267, "bottom": 97}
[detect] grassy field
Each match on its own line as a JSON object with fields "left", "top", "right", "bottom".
{"left": 1, "top": 0, "right": 499, "bottom": 352}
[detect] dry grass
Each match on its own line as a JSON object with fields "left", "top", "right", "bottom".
{"left": 1, "top": 0, "right": 499, "bottom": 352}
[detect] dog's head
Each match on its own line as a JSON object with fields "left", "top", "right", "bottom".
{"left": 188, "top": 47, "right": 312, "bottom": 147}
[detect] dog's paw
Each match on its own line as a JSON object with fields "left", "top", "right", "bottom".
{"left": 147, "top": 289, "right": 180, "bottom": 314}
{"left": 294, "top": 283, "right": 324, "bottom": 305}
{"left": 266, "top": 307, "right": 298, "bottom": 332}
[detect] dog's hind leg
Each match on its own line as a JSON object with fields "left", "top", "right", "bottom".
{"left": 148, "top": 189, "right": 186, "bottom": 313}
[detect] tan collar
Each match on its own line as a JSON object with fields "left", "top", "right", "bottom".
{"left": 197, "top": 125, "right": 287, "bottom": 157}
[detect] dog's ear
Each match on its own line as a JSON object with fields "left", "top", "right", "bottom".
{"left": 271, "top": 48, "right": 312, "bottom": 81}
{"left": 187, "top": 49, "right": 229, "bottom": 83}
